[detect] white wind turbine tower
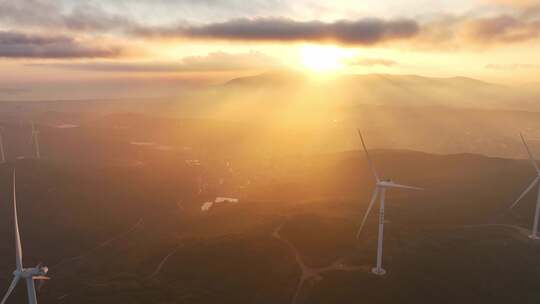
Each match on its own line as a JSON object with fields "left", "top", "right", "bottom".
{"left": 31, "top": 123, "right": 41, "bottom": 160}
{"left": 356, "top": 130, "right": 423, "bottom": 276}
{"left": 0, "top": 127, "right": 6, "bottom": 163}
{"left": 1, "top": 171, "right": 49, "bottom": 304}
{"left": 509, "top": 133, "right": 540, "bottom": 240}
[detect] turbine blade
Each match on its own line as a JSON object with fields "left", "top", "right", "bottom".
{"left": 387, "top": 183, "right": 424, "bottom": 191}
{"left": 28, "top": 124, "right": 34, "bottom": 145}
{"left": 521, "top": 133, "right": 540, "bottom": 174}
{"left": 510, "top": 176, "right": 540, "bottom": 209}
{"left": 356, "top": 188, "right": 379, "bottom": 239}
{"left": 30, "top": 123, "right": 40, "bottom": 159}
{"left": 357, "top": 130, "right": 380, "bottom": 182}
{"left": 32, "top": 276, "right": 50, "bottom": 281}
{"left": 0, "top": 131, "right": 5, "bottom": 163}
{"left": 0, "top": 276, "right": 20, "bottom": 304}
{"left": 13, "top": 171, "right": 23, "bottom": 270}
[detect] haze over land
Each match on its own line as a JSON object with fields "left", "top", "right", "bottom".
{"left": 1, "top": 71, "right": 539, "bottom": 159}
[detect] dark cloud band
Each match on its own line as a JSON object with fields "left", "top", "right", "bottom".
{"left": 136, "top": 17, "right": 420, "bottom": 45}
{"left": 0, "top": 31, "right": 121, "bottom": 58}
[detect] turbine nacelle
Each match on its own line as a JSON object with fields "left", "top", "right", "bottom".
{"left": 13, "top": 265, "right": 49, "bottom": 279}
{"left": 39, "top": 266, "right": 48, "bottom": 276}
{"left": 376, "top": 179, "right": 393, "bottom": 187}
{"left": 376, "top": 180, "right": 424, "bottom": 191}
{"left": 31, "top": 264, "right": 49, "bottom": 278}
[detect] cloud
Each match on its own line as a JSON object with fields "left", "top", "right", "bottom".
{"left": 0, "top": 31, "right": 122, "bottom": 58}
{"left": 117, "top": 0, "right": 289, "bottom": 18}
{"left": 179, "top": 51, "right": 280, "bottom": 70}
{"left": 135, "top": 17, "right": 420, "bottom": 45}
{"left": 480, "top": 0, "right": 540, "bottom": 8}
{"left": 61, "top": 4, "right": 136, "bottom": 32}
{"left": 0, "top": 0, "right": 134, "bottom": 32}
{"left": 460, "top": 14, "right": 540, "bottom": 44}
{"left": 27, "top": 51, "right": 280, "bottom": 72}
{"left": 486, "top": 63, "right": 540, "bottom": 69}
{"left": 346, "top": 58, "right": 397, "bottom": 67}
{"left": 0, "top": 0, "right": 61, "bottom": 29}
{"left": 0, "top": 87, "right": 28, "bottom": 95}
{"left": 132, "top": 7, "right": 540, "bottom": 48}
{"left": 0, "top": 0, "right": 539, "bottom": 54}
{"left": 416, "top": 5, "right": 540, "bottom": 48}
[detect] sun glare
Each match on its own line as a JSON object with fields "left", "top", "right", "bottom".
{"left": 300, "top": 45, "right": 351, "bottom": 73}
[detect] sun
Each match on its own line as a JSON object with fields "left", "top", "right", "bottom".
{"left": 299, "top": 45, "right": 351, "bottom": 73}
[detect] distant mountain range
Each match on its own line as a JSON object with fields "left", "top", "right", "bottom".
{"left": 225, "top": 71, "right": 495, "bottom": 90}
{"left": 1, "top": 72, "right": 538, "bottom": 113}
{"left": 222, "top": 71, "right": 539, "bottom": 111}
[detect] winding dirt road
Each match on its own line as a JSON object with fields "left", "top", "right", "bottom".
{"left": 462, "top": 223, "right": 533, "bottom": 240}
{"left": 147, "top": 245, "right": 182, "bottom": 279}
{"left": 272, "top": 224, "right": 366, "bottom": 304}
{"left": 51, "top": 218, "right": 145, "bottom": 270}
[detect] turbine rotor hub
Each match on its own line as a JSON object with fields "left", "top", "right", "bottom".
{"left": 40, "top": 266, "right": 49, "bottom": 275}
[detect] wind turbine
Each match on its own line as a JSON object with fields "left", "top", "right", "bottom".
{"left": 509, "top": 133, "right": 540, "bottom": 240}
{"left": 356, "top": 130, "right": 423, "bottom": 276}
{"left": 30, "top": 123, "right": 40, "bottom": 160}
{"left": 0, "top": 127, "right": 6, "bottom": 163}
{"left": 1, "top": 171, "right": 49, "bottom": 304}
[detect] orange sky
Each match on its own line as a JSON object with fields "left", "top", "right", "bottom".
{"left": 1, "top": 0, "right": 539, "bottom": 100}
